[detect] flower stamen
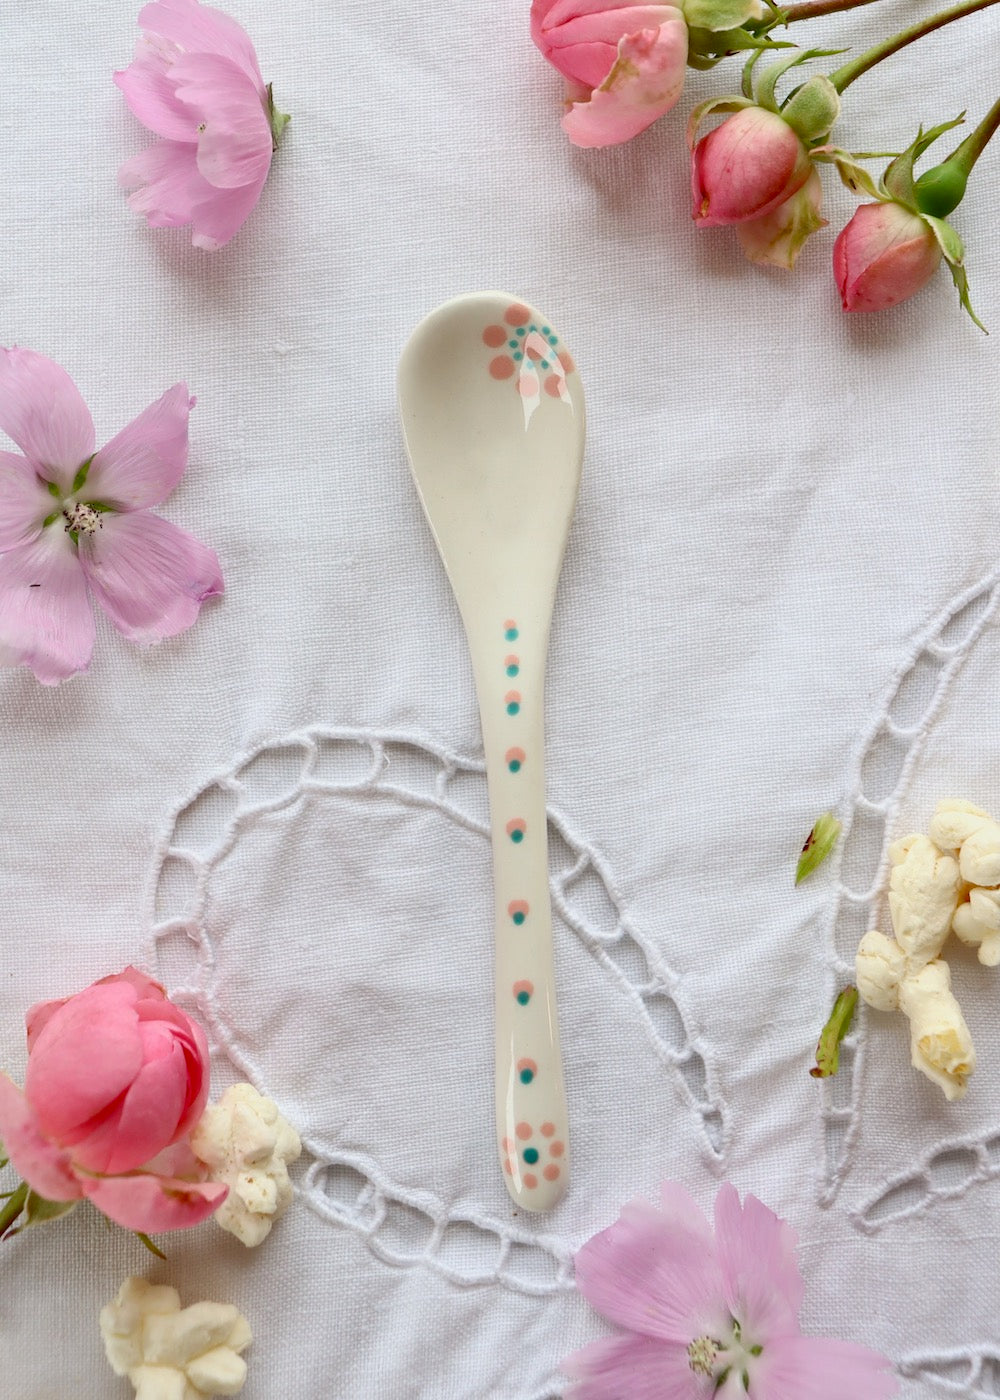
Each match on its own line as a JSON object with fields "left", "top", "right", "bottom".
{"left": 688, "top": 1336, "right": 721, "bottom": 1376}
{"left": 63, "top": 502, "right": 102, "bottom": 535}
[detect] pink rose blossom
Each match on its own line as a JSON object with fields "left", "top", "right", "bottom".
{"left": 0, "top": 968, "right": 226, "bottom": 1233}
{"left": 736, "top": 168, "right": 827, "bottom": 269}
{"left": 115, "top": 0, "right": 287, "bottom": 250}
{"left": 562, "top": 1181, "right": 898, "bottom": 1400}
{"left": 531, "top": 0, "right": 689, "bottom": 148}
{"left": 692, "top": 106, "right": 813, "bottom": 227}
{"left": 0, "top": 348, "right": 222, "bottom": 685}
{"left": 833, "top": 201, "right": 943, "bottom": 313}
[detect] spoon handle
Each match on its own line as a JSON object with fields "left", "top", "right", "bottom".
{"left": 471, "top": 612, "right": 568, "bottom": 1212}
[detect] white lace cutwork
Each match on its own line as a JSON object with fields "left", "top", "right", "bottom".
{"left": 854, "top": 1127, "right": 1000, "bottom": 1232}
{"left": 815, "top": 572, "right": 1000, "bottom": 1206}
{"left": 900, "top": 1348, "right": 1000, "bottom": 1398}
{"left": 145, "top": 726, "right": 724, "bottom": 1295}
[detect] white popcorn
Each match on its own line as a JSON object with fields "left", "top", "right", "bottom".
{"left": 855, "top": 930, "right": 906, "bottom": 1012}
{"left": 100, "top": 1278, "right": 251, "bottom": 1400}
{"left": 191, "top": 1084, "right": 301, "bottom": 1247}
{"left": 953, "top": 886, "right": 1000, "bottom": 966}
{"left": 897, "top": 960, "right": 975, "bottom": 1101}
{"left": 885, "top": 834, "right": 960, "bottom": 968}
{"left": 929, "top": 799, "right": 1000, "bottom": 886}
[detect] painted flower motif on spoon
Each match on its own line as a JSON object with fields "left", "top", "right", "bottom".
{"left": 0, "top": 348, "right": 222, "bottom": 684}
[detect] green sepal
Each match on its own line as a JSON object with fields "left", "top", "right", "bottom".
{"left": 922, "top": 213, "right": 987, "bottom": 332}
{"left": 41, "top": 510, "right": 61, "bottom": 528}
{"left": 683, "top": 0, "right": 762, "bottom": 33}
{"left": 780, "top": 74, "right": 840, "bottom": 142}
{"left": 810, "top": 986, "right": 857, "bottom": 1078}
{"left": 267, "top": 83, "right": 290, "bottom": 150}
{"left": 688, "top": 25, "right": 795, "bottom": 63}
{"left": 883, "top": 115, "right": 965, "bottom": 209}
{"left": 23, "top": 1190, "right": 77, "bottom": 1227}
{"left": 46, "top": 480, "right": 61, "bottom": 499}
{"left": 813, "top": 146, "right": 882, "bottom": 199}
{"left": 795, "top": 810, "right": 841, "bottom": 884}
{"left": 687, "top": 94, "right": 754, "bottom": 147}
{"left": 71, "top": 455, "right": 94, "bottom": 493}
{"left": 135, "top": 1231, "right": 168, "bottom": 1260}
{"left": 914, "top": 159, "right": 969, "bottom": 218}
{"left": 756, "top": 47, "right": 845, "bottom": 114}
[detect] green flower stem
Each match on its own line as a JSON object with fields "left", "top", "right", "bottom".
{"left": 947, "top": 93, "right": 1000, "bottom": 173}
{"left": 0, "top": 1181, "right": 28, "bottom": 1238}
{"left": 783, "top": 0, "right": 883, "bottom": 23}
{"left": 829, "top": 0, "right": 1000, "bottom": 91}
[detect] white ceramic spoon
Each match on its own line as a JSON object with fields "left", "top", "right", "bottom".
{"left": 398, "top": 292, "right": 584, "bottom": 1211}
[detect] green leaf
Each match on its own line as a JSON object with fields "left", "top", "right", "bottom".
{"left": 23, "top": 1190, "right": 77, "bottom": 1227}
{"left": 683, "top": 0, "right": 763, "bottom": 33}
{"left": 795, "top": 811, "right": 841, "bottom": 884}
{"left": 266, "top": 84, "right": 290, "bottom": 150}
{"left": 810, "top": 987, "right": 858, "bottom": 1078}
{"left": 756, "top": 47, "right": 845, "bottom": 113}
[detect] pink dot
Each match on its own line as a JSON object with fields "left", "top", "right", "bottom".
{"left": 516, "top": 1121, "right": 532, "bottom": 1141}
{"left": 523, "top": 1173, "right": 538, "bottom": 1189}
{"left": 490, "top": 355, "right": 514, "bottom": 380}
{"left": 482, "top": 324, "right": 507, "bottom": 348}
{"left": 558, "top": 350, "right": 575, "bottom": 372}
{"left": 540, "top": 1122, "right": 555, "bottom": 1137}
{"left": 543, "top": 1164, "right": 560, "bottom": 1182}
{"left": 504, "top": 1159, "right": 514, "bottom": 1175}
{"left": 518, "top": 374, "right": 539, "bottom": 397}
{"left": 504, "top": 303, "right": 530, "bottom": 326}
{"left": 550, "top": 1141, "right": 564, "bottom": 1158}
{"left": 501, "top": 1137, "right": 513, "bottom": 1152}
{"left": 544, "top": 375, "right": 563, "bottom": 398}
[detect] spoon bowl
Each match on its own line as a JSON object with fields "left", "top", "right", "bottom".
{"left": 399, "top": 292, "right": 584, "bottom": 1210}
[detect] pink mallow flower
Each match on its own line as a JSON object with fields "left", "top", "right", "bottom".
{"left": 531, "top": 0, "right": 689, "bottom": 148}
{"left": 562, "top": 1181, "right": 898, "bottom": 1400}
{"left": 0, "top": 348, "right": 222, "bottom": 685}
{"left": 833, "top": 201, "right": 943, "bottom": 313}
{"left": 692, "top": 106, "right": 813, "bottom": 227}
{"left": 0, "top": 967, "right": 227, "bottom": 1233}
{"left": 115, "top": 0, "right": 287, "bottom": 250}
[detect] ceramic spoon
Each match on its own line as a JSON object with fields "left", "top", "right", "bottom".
{"left": 398, "top": 293, "right": 584, "bottom": 1211}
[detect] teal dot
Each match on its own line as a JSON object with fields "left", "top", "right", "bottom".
{"left": 523, "top": 1146, "right": 539, "bottom": 1162}
{"left": 512, "top": 910, "right": 526, "bottom": 925}
{"left": 519, "top": 1068, "right": 535, "bottom": 1085}
{"left": 510, "top": 828, "right": 524, "bottom": 843}
{"left": 505, "top": 627, "right": 518, "bottom": 641}
{"left": 508, "top": 340, "right": 518, "bottom": 349}
{"left": 508, "top": 759, "right": 521, "bottom": 773}
{"left": 516, "top": 327, "right": 525, "bottom": 336}
{"left": 542, "top": 326, "right": 550, "bottom": 335}
{"left": 529, "top": 324, "right": 537, "bottom": 332}
{"left": 516, "top": 990, "right": 530, "bottom": 1005}
{"left": 506, "top": 701, "right": 520, "bottom": 715}
{"left": 547, "top": 334, "right": 557, "bottom": 345}
{"left": 540, "top": 361, "right": 550, "bottom": 370}
{"left": 513, "top": 352, "right": 523, "bottom": 361}
{"left": 506, "top": 663, "right": 519, "bottom": 677}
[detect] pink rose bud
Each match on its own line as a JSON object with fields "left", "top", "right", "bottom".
{"left": 736, "top": 168, "right": 827, "bottom": 270}
{"left": 692, "top": 106, "right": 813, "bottom": 227}
{"left": 0, "top": 967, "right": 226, "bottom": 1233}
{"left": 530, "top": 0, "right": 689, "bottom": 147}
{"left": 833, "top": 202, "right": 944, "bottom": 313}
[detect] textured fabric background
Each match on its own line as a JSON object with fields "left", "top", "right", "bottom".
{"left": 2, "top": 1, "right": 999, "bottom": 1396}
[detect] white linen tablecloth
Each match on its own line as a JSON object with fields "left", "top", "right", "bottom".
{"left": 2, "top": 1, "right": 1000, "bottom": 1395}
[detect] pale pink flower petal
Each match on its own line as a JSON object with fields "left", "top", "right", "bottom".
{"left": 0, "top": 1074, "right": 84, "bottom": 1203}
{"left": 562, "top": 21, "right": 688, "bottom": 148}
{"left": 86, "top": 384, "right": 193, "bottom": 511}
{"left": 189, "top": 174, "right": 269, "bottom": 250}
{"left": 736, "top": 168, "right": 827, "bottom": 270}
{"left": 0, "top": 348, "right": 95, "bottom": 488}
{"left": 25, "top": 984, "right": 145, "bottom": 1144}
{"left": 0, "top": 450, "right": 51, "bottom": 550}
{"left": 714, "top": 1184, "right": 803, "bottom": 1337}
{"left": 753, "top": 1334, "right": 898, "bottom": 1400}
{"left": 114, "top": 48, "right": 201, "bottom": 141}
{"left": 172, "top": 51, "right": 272, "bottom": 189}
{"left": 69, "top": 1036, "right": 192, "bottom": 1175}
{"left": 533, "top": 1, "right": 679, "bottom": 87}
{"left": 574, "top": 1188, "right": 730, "bottom": 1341}
{"left": 83, "top": 1171, "right": 228, "bottom": 1232}
{"left": 0, "top": 527, "right": 95, "bottom": 685}
{"left": 833, "top": 202, "right": 942, "bottom": 313}
{"left": 692, "top": 107, "right": 812, "bottom": 227}
{"left": 563, "top": 1333, "right": 696, "bottom": 1400}
{"left": 119, "top": 140, "right": 206, "bottom": 228}
{"left": 138, "top": 0, "right": 265, "bottom": 90}
{"left": 79, "top": 509, "right": 223, "bottom": 643}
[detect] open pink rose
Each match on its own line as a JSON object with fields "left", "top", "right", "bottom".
{"left": 115, "top": 0, "right": 287, "bottom": 249}
{"left": 531, "top": 0, "right": 689, "bottom": 147}
{"left": 833, "top": 201, "right": 943, "bottom": 312}
{"left": 0, "top": 347, "right": 223, "bottom": 685}
{"left": 692, "top": 106, "right": 813, "bottom": 227}
{"left": 0, "top": 967, "right": 226, "bottom": 1232}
